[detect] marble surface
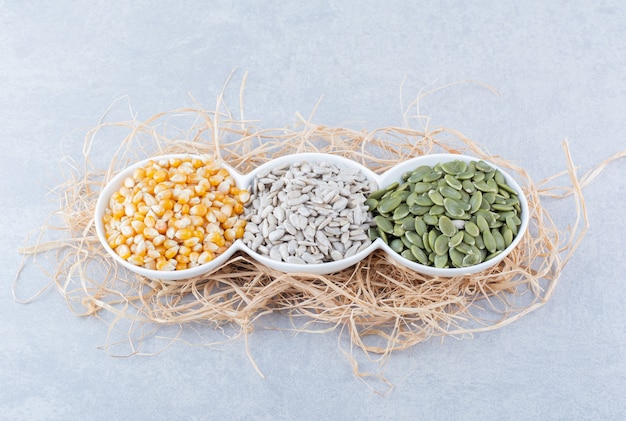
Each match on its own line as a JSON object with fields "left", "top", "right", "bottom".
{"left": 2, "top": 1, "right": 625, "bottom": 419}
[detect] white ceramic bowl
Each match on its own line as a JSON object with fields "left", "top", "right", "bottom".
{"left": 369, "top": 154, "right": 529, "bottom": 277}
{"left": 95, "top": 153, "right": 529, "bottom": 280}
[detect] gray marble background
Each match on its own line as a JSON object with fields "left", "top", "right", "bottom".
{"left": 2, "top": 1, "right": 625, "bottom": 420}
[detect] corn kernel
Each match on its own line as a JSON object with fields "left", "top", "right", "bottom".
{"left": 143, "top": 227, "right": 159, "bottom": 240}
{"left": 224, "top": 228, "right": 236, "bottom": 242}
{"left": 206, "top": 232, "right": 225, "bottom": 247}
{"left": 163, "top": 239, "right": 178, "bottom": 249}
{"left": 233, "top": 202, "right": 244, "bottom": 215}
{"left": 135, "top": 240, "right": 147, "bottom": 257}
{"left": 153, "top": 234, "right": 166, "bottom": 247}
{"left": 156, "top": 258, "right": 176, "bottom": 271}
{"left": 155, "top": 220, "right": 168, "bottom": 234}
{"left": 173, "top": 215, "right": 191, "bottom": 229}
{"left": 115, "top": 244, "right": 131, "bottom": 259}
{"left": 164, "top": 246, "right": 179, "bottom": 259}
{"left": 127, "top": 255, "right": 144, "bottom": 266}
{"left": 197, "top": 251, "right": 214, "bottom": 265}
{"left": 153, "top": 169, "right": 168, "bottom": 183}
{"left": 133, "top": 167, "right": 146, "bottom": 181}
{"left": 175, "top": 254, "right": 190, "bottom": 264}
{"left": 147, "top": 249, "right": 161, "bottom": 260}
{"left": 174, "top": 227, "right": 193, "bottom": 241}
{"left": 144, "top": 215, "right": 156, "bottom": 228}
{"left": 190, "top": 204, "right": 208, "bottom": 217}
{"left": 183, "top": 237, "right": 200, "bottom": 248}
{"left": 214, "top": 210, "right": 227, "bottom": 223}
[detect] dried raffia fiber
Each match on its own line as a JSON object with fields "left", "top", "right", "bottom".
{"left": 13, "top": 81, "right": 624, "bottom": 393}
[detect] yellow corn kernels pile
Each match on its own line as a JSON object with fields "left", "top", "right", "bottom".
{"left": 103, "top": 156, "right": 249, "bottom": 271}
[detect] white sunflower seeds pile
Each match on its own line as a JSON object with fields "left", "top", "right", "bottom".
{"left": 243, "top": 161, "right": 376, "bottom": 264}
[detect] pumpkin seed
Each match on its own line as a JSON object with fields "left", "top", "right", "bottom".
{"left": 375, "top": 215, "right": 394, "bottom": 234}
{"left": 457, "top": 171, "right": 475, "bottom": 180}
{"left": 462, "top": 251, "right": 481, "bottom": 266}
{"left": 472, "top": 171, "right": 485, "bottom": 182}
{"left": 448, "top": 231, "right": 464, "bottom": 248}
{"left": 428, "top": 230, "right": 439, "bottom": 251}
{"left": 410, "top": 245, "right": 429, "bottom": 265}
{"left": 469, "top": 191, "right": 482, "bottom": 213}
{"left": 401, "top": 216, "right": 417, "bottom": 231}
{"left": 464, "top": 221, "right": 480, "bottom": 237}
{"left": 483, "top": 230, "right": 497, "bottom": 253}
{"left": 422, "top": 232, "right": 432, "bottom": 253}
{"left": 379, "top": 195, "right": 403, "bottom": 213}
{"left": 476, "top": 214, "right": 490, "bottom": 233}
{"left": 443, "top": 198, "right": 466, "bottom": 218}
{"left": 393, "top": 224, "right": 405, "bottom": 237}
{"left": 455, "top": 242, "right": 472, "bottom": 255}
{"left": 404, "top": 230, "right": 422, "bottom": 246}
{"left": 438, "top": 215, "right": 457, "bottom": 237}
{"left": 476, "top": 160, "right": 494, "bottom": 173}
{"left": 441, "top": 160, "right": 467, "bottom": 174}
{"left": 462, "top": 179, "right": 475, "bottom": 193}
{"left": 415, "top": 194, "right": 434, "bottom": 207}
{"left": 406, "top": 232, "right": 424, "bottom": 249}
{"left": 463, "top": 231, "right": 476, "bottom": 246}
{"left": 429, "top": 205, "right": 445, "bottom": 216}
{"left": 474, "top": 180, "right": 498, "bottom": 193}
{"left": 400, "top": 234, "right": 412, "bottom": 249}
{"left": 413, "top": 182, "right": 433, "bottom": 193}
{"left": 423, "top": 213, "right": 439, "bottom": 226}
{"left": 368, "top": 228, "right": 380, "bottom": 241}
{"left": 494, "top": 170, "right": 505, "bottom": 185}
{"left": 427, "top": 190, "right": 444, "bottom": 206}
{"left": 483, "top": 192, "right": 496, "bottom": 204}
{"left": 506, "top": 215, "right": 519, "bottom": 235}
{"left": 364, "top": 197, "right": 379, "bottom": 210}
{"left": 449, "top": 248, "right": 465, "bottom": 267}
{"left": 423, "top": 170, "right": 443, "bottom": 182}
{"left": 434, "top": 234, "right": 450, "bottom": 255}
{"left": 392, "top": 204, "right": 410, "bottom": 220}
{"left": 444, "top": 174, "right": 463, "bottom": 190}
{"left": 390, "top": 238, "right": 404, "bottom": 253}
{"left": 502, "top": 226, "right": 514, "bottom": 246}
{"left": 407, "top": 166, "right": 432, "bottom": 183}
{"left": 390, "top": 190, "right": 411, "bottom": 201}
{"left": 378, "top": 229, "right": 388, "bottom": 244}
{"left": 414, "top": 217, "right": 428, "bottom": 235}
{"left": 439, "top": 185, "right": 463, "bottom": 200}
{"left": 492, "top": 203, "right": 514, "bottom": 212}
{"left": 401, "top": 249, "right": 418, "bottom": 262}
{"left": 406, "top": 192, "right": 419, "bottom": 207}
{"left": 410, "top": 205, "right": 430, "bottom": 216}
{"left": 368, "top": 188, "right": 387, "bottom": 201}
{"left": 492, "top": 229, "right": 505, "bottom": 250}
{"left": 434, "top": 253, "right": 448, "bottom": 268}
{"left": 474, "top": 232, "right": 485, "bottom": 249}
{"left": 498, "top": 182, "right": 517, "bottom": 195}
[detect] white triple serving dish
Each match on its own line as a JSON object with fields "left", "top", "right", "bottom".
{"left": 95, "top": 152, "right": 529, "bottom": 281}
